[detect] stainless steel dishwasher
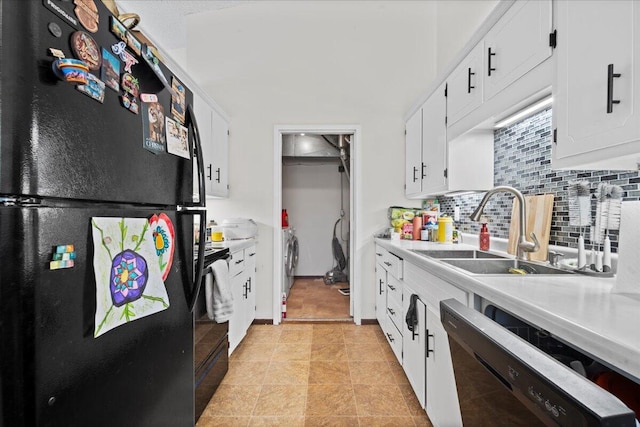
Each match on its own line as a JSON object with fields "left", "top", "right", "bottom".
{"left": 440, "top": 299, "right": 637, "bottom": 426}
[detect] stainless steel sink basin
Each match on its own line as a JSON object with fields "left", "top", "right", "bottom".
{"left": 441, "top": 259, "right": 574, "bottom": 275}
{"left": 410, "top": 249, "right": 506, "bottom": 259}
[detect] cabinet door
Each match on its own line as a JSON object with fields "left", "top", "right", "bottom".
{"left": 228, "top": 270, "right": 246, "bottom": 354}
{"left": 244, "top": 264, "right": 256, "bottom": 333}
{"left": 402, "top": 288, "right": 426, "bottom": 408}
{"left": 209, "top": 110, "right": 230, "bottom": 198}
{"left": 192, "top": 93, "right": 215, "bottom": 201}
{"left": 554, "top": 0, "right": 640, "bottom": 169}
{"left": 375, "top": 266, "right": 387, "bottom": 327}
{"left": 484, "top": 0, "right": 552, "bottom": 101}
{"left": 420, "top": 83, "right": 447, "bottom": 195}
{"left": 425, "top": 306, "right": 462, "bottom": 427}
{"left": 405, "top": 108, "right": 423, "bottom": 197}
{"left": 447, "top": 43, "right": 484, "bottom": 126}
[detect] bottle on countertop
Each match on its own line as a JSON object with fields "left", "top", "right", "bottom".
{"left": 412, "top": 213, "right": 423, "bottom": 240}
{"left": 479, "top": 221, "right": 490, "bottom": 251}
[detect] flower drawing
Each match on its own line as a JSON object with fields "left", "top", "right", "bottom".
{"left": 153, "top": 226, "right": 169, "bottom": 256}
{"left": 110, "top": 249, "right": 148, "bottom": 307}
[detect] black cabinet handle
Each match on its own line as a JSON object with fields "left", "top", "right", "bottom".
{"left": 243, "top": 282, "right": 248, "bottom": 299}
{"left": 376, "top": 252, "right": 383, "bottom": 257}
{"left": 412, "top": 328, "right": 418, "bottom": 341}
{"left": 386, "top": 333, "right": 394, "bottom": 343}
{"left": 388, "top": 284, "right": 396, "bottom": 291}
{"left": 235, "top": 259, "right": 243, "bottom": 265}
{"left": 383, "top": 261, "right": 392, "bottom": 267}
{"left": 207, "top": 164, "right": 212, "bottom": 180}
{"left": 426, "top": 331, "right": 435, "bottom": 357}
{"left": 388, "top": 308, "right": 396, "bottom": 316}
{"left": 379, "top": 279, "right": 384, "bottom": 295}
{"left": 215, "top": 167, "right": 221, "bottom": 183}
{"left": 488, "top": 47, "right": 496, "bottom": 76}
{"left": 421, "top": 162, "right": 426, "bottom": 179}
{"left": 607, "top": 64, "right": 621, "bottom": 114}
{"left": 467, "top": 67, "right": 476, "bottom": 93}
{"left": 247, "top": 277, "right": 252, "bottom": 292}
{"left": 412, "top": 166, "right": 418, "bottom": 183}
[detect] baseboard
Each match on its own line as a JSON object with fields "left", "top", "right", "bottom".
{"left": 293, "top": 275, "right": 323, "bottom": 279}
{"left": 252, "top": 319, "right": 274, "bottom": 325}
{"left": 360, "top": 319, "right": 379, "bottom": 325}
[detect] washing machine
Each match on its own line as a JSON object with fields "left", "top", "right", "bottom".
{"left": 282, "top": 228, "right": 298, "bottom": 298}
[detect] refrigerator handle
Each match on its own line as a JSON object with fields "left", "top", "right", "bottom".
{"left": 181, "top": 208, "right": 207, "bottom": 312}
{"left": 187, "top": 103, "right": 206, "bottom": 208}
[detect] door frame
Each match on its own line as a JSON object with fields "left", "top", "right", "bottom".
{"left": 273, "top": 124, "right": 361, "bottom": 325}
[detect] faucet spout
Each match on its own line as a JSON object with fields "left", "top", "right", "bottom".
{"left": 469, "top": 185, "right": 539, "bottom": 260}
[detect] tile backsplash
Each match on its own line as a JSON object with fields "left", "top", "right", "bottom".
{"left": 439, "top": 108, "right": 640, "bottom": 252}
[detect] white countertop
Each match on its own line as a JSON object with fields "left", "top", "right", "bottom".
{"left": 375, "top": 238, "right": 640, "bottom": 383}
{"left": 205, "top": 239, "right": 256, "bottom": 253}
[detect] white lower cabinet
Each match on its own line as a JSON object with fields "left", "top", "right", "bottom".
{"left": 374, "top": 254, "right": 465, "bottom": 427}
{"left": 228, "top": 245, "right": 257, "bottom": 354}
{"left": 425, "top": 305, "right": 463, "bottom": 427}
{"left": 402, "top": 284, "right": 426, "bottom": 408}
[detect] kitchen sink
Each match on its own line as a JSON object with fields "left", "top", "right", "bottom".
{"left": 441, "top": 259, "right": 574, "bottom": 275}
{"left": 410, "top": 249, "right": 506, "bottom": 259}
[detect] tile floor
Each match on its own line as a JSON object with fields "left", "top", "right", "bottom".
{"left": 286, "top": 278, "right": 351, "bottom": 320}
{"left": 197, "top": 323, "right": 433, "bottom": 427}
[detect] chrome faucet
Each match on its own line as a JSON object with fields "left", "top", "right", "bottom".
{"left": 470, "top": 186, "right": 540, "bottom": 261}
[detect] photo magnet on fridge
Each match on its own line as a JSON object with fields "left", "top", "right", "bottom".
{"left": 166, "top": 116, "right": 190, "bottom": 159}
{"left": 110, "top": 15, "right": 127, "bottom": 41}
{"left": 170, "top": 77, "right": 186, "bottom": 124}
{"left": 76, "top": 73, "right": 105, "bottom": 103}
{"left": 101, "top": 48, "right": 120, "bottom": 92}
{"left": 142, "top": 102, "right": 166, "bottom": 154}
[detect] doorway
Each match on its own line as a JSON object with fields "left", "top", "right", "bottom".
{"left": 273, "top": 125, "right": 361, "bottom": 325}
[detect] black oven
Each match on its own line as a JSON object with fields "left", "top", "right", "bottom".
{"left": 194, "top": 248, "right": 230, "bottom": 421}
{"left": 440, "top": 299, "right": 636, "bottom": 426}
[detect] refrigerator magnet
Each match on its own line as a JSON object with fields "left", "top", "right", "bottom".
{"left": 91, "top": 217, "right": 170, "bottom": 338}
{"left": 76, "top": 73, "right": 106, "bottom": 103}
{"left": 120, "top": 95, "right": 139, "bottom": 114}
{"left": 73, "top": 0, "right": 99, "bottom": 33}
{"left": 165, "top": 117, "right": 190, "bottom": 159}
{"left": 70, "top": 31, "right": 101, "bottom": 71}
{"left": 170, "top": 77, "right": 186, "bottom": 124}
{"left": 52, "top": 58, "right": 89, "bottom": 84}
{"left": 142, "top": 102, "right": 166, "bottom": 154}
{"left": 140, "top": 93, "right": 158, "bottom": 103}
{"left": 49, "top": 244, "right": 76, "bottom": 270}
{"left": 110, "top": 16, "right": 127, "bottom": 42}
{"left": 101, "top": 48, "right": 120, "bottom": 92}
{"left": 126, "top": 32, "right": 142, "bottom": 56}
{"left": 121, "top": 73, "right": 140, "bottom": 97}
{"left": 111, "top": 41, "right": 138, "bottom": 73}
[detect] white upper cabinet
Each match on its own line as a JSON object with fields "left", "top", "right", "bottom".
{"left": 483, "top": 0, "right": 553, "bottom": 101}
{"left": 447, "top": 43, "right": 484, "bottom": 126}
{"left": 405, "top": 108, "right": 423, "bottom": 197}
{"left": 553, "top": 0, "right": 640, "bottom": 170}
{"left": 404, "top": 84, "right": 447, "bottom": 198}
{"left": 405, "top": 83, "right": 492, "bottom": 198}
{"left": 210, "top": 110, "right": 230, "bottom": 198}
{"left": 193, "top": 93, "right": 230, "bottom": 200}
{"left": 421, "top": 84, "right": 448, "bottom": 196}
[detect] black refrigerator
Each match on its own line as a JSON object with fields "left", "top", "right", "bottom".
{"left": 0, "top": 1, "right": 208, "bottom": 426}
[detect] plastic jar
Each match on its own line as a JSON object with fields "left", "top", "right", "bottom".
{"left": 437, "top": 216, "right": 453, "bottom": 243}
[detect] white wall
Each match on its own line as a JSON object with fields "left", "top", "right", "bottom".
{"left": 435, "top": 0, "right": 498, "bottom": 74}
{"left": 283, "top": 162, "right": 350, "bottom": 276}
{"left": 184, "top": 1, "right": 493, "bottom": 320}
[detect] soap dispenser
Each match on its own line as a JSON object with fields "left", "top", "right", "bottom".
{"left": 479, "top": 221, "right": 490, "bottom": 251}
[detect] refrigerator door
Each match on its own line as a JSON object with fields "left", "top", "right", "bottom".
{"left": 0, "top": 1, "right": 193, "bottom": 206}
{"left": 0, "top": 205, "right": 194, "bottom": 426}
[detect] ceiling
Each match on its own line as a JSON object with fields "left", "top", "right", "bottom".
{"left": 115, "top": 0, "right": 244, "bottom": 50}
